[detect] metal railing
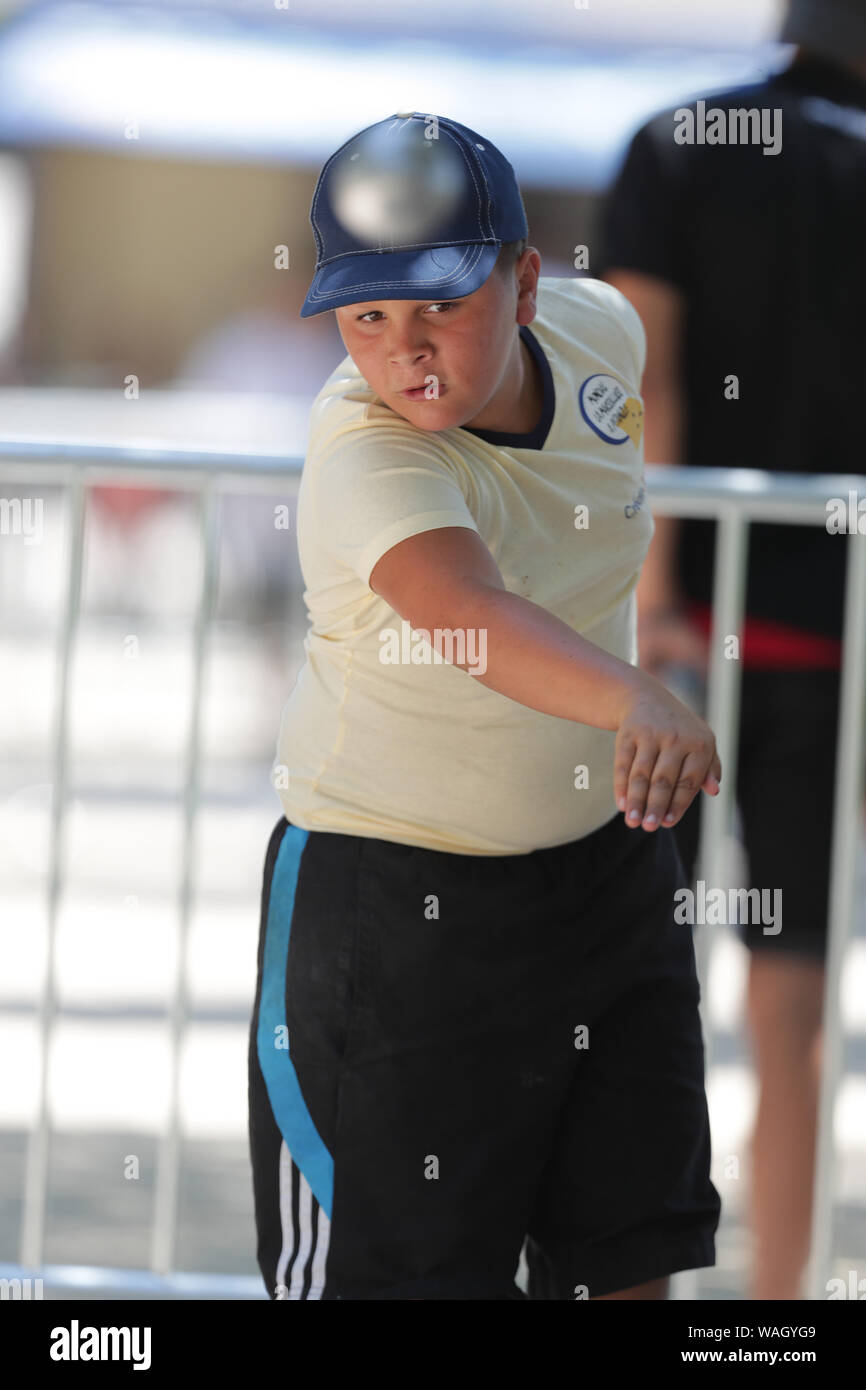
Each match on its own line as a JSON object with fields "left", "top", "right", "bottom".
{"left": 645, "top": 465, "right": 866, "bottom": 1302}
{"left": 1, "top": 441, "right": 864, "bottom": 1301}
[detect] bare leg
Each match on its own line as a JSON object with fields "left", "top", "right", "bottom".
{"left": 590, "top": 1276, "right": 669, "bottom": 1300}
{"left": 744, "top": 951, "right": 824, "bottom": 1300}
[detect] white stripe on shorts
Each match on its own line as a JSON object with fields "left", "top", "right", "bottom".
{"left": 274, "top": 1139, "right": 331, "bottom": 1299}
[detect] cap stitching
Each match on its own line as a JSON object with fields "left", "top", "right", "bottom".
{"left": 306, "top": 245, "right": 490, "bottom": 303}
{"left": 316, "top": 238, "right": 498, "bottom": 266}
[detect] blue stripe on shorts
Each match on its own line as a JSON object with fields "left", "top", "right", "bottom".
{"left": 256, "top": 822, "right": 335, "bottom": 1217}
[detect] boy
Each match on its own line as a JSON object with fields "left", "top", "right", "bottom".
{"left": 247, "top": 112, "right": 722, "bottom": 1300}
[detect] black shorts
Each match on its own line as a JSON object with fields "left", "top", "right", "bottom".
{"left": 248, "top": 809, "right": 721, "bottom": 1300}
{"left": 673, "top": 668, "right": 842, "bottom": 961}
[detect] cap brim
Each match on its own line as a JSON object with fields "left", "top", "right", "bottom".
{"left": 299, "top": 242, "right": 500, "bottom": 318}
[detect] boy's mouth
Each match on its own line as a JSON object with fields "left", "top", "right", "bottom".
{"left": 398, "top": 384, "right": 446, "bottom": 401}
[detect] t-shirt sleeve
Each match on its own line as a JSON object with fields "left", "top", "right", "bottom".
{"left": 597, "top": 116, "right": 689, "bottom": 291}
{"left": 309, "top": 428, "right": 481, "bottom": 588}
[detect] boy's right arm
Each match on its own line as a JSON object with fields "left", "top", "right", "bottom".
{"left": 369, "top": 525, "right": 720, "bottom": 832}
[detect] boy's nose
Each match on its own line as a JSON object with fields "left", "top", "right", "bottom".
{"left": 388, "top": 341, "right": 433, "bottom": 368}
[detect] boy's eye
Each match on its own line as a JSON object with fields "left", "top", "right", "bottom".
{"left": 356, "top": 301, "right": 459, "bottom": 323}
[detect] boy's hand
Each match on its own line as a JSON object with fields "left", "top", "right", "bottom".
{"left": 614, "top": 683, "right": 721, "bottom": 832}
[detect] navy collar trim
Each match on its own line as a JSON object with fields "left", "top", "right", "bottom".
{"left": 460, "top": 323, "right": 555, "bottom": 451}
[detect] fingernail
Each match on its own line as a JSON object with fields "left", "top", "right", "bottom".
{"left": 617, "top": 796, "right": 626, "bottom": 812}
{"left": 644, "top": 813, "right": 657, "bottom": 826}
{"left": 628, "top": 809, "right": 640, "bottom": 824}
{"left": 664, "top": 813, "right": 675, "bottom": 824}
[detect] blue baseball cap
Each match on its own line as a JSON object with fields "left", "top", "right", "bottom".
{"left": 299, "top": 111, "right": 529, "bottom": 318}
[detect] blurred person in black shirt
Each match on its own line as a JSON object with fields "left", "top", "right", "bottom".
{"left": 599, "top": 0, "right": 866, "bottom": 1299}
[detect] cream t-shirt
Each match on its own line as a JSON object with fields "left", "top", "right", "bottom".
{"left": 273, "top": 276, "right": 652, "bottom": 854}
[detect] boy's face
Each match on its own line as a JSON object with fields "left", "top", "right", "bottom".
{"left": 333, "top": 249, "right": 540, "bottom": 433}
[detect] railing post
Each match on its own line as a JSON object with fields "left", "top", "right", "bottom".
{"left": 149, "top": 481, "right": 220, "bottom": 1275}
{"left": 674, "top": 506, "right": 748, "bottom": 1301}
{"left": 695, "top": 507, "right": 749, "bottom": 949}
{"left": 20, "top": 480, "right": 87, "bottom": 1270}
{"left": 807, "top": 523, "right": 866, "bottom": 1300}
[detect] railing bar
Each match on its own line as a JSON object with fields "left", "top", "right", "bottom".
{"left": 649, "top": 501, "right": 845, "bottom": 525}
{"left": 19, "top": 479, "right": 87, "bottom": 1269}
{"left": 0, "top": 449, "right": 304, "bottom": 477}
{"left": 0, "top": 445, "right": 857, "bottom": 485}
{"left": 149, "top": 481, "right": 221, "bottom": 1275}
{"left": 0, "top": 1260, "right": 266, "bottom": 1299}
{"left": 0, "top": 445, "right": 860, "bottom": 483}
{"left": 678, "top": 508, "right": 748, "bottom": 1301}
{"left": 806, "top": 530, "right": 866, "bottom": 1300}
{"left": 0, "top": 457, "right": 862, "bottom": 525}
{"left": 0, "top": 463, "right": 303, "bottom": 492}
{"left": 0, "top": 439, "right": 305, "bottom": 466}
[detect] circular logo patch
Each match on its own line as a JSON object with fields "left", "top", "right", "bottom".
{"left": 579, "top": 373, "right": 644, "bottom": 447}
